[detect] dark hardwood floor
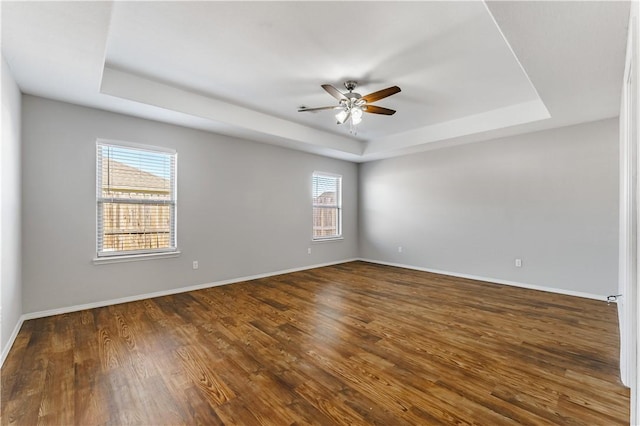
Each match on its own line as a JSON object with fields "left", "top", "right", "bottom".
{"left": 1, "top": 261, "right": 629, "bottom": 425}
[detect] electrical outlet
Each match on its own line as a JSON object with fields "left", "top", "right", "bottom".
{"left": 193, "top": 261, "right": 199, "bottom": 270}
{"left": 307, "top": 247, "right": 311, "bottom": 255}
{"left": 398, "top": 246, "right": 403, "bottom": 253}
{"left": 515, "top": 258, "right": 522, "bottom": 268}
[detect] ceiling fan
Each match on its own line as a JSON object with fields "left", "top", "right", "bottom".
{"left": 298, "top": 81, "right": 401, "bottom": 134}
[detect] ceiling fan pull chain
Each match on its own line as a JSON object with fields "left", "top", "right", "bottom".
{"left": 349, "top": 118, "right": 358, "bottom": 135}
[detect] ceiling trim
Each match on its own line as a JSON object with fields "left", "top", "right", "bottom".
{"left": 101, "top": 66, "right": 365, "bottom": 160}
{"left": 364, "top": 98, "right": 550, "bottom": 157}
{"left": 101, "top": 65, "right": 550, "bottom": 162}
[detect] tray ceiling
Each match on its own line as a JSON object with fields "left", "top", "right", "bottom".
{"left": 1, "top": 1, "right": 630, "bottom": 162}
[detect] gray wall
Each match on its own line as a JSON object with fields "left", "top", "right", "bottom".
{"left": 22, "top": 96, "right": 358, "bottom": 313}
{"left": 359, "top": 118, "right": 619, "bottom": 297}
{"left": 19, "top": 95, "right": 620, "bottom": 313}
{"left": 1, "top": 56, "right": 22, "bottom": 357}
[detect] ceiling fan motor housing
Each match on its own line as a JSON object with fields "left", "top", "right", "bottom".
{"left": 344, "top": 80, "right": 358, "bottom": 92}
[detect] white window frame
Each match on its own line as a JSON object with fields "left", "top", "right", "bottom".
{"left": 95, "top": 139, "right": 178, "bottom": 261}
{"left": 312, "top": 171, "right": 342, "bottom": 241}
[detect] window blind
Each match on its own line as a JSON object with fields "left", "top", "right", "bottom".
{"left": 96, "top": 141, "right": 177, "bottom": 256}
{"left": 312, "top": 172, "right": 342, "bottom": 240}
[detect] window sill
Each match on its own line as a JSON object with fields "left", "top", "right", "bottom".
{"left": 93, "top": 251, "right": 181, "bottom": 265}
{"left": 312, "top": 237, "right": 344, "bottom": 243}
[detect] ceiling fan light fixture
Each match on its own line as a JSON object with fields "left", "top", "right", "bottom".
{"left": 335, "top": 109, "right": 348, "bottom": 124}
{"left": 349, "top": 108, "right": 361, "bottom": 135}
{"left": 351, "top": 107, "right": 363, "bottom": 124}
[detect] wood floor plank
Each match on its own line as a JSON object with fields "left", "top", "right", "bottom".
{"left": 0, "top": 261, "right": 630, "bottom": 425}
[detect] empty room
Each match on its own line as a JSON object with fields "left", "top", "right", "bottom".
{"left": 1, "top": 1, "right": 639, "bottom": 425}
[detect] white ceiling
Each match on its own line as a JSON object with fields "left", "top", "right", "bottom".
{"left": 1, "top": 1, "right": 630, "bottom": 162}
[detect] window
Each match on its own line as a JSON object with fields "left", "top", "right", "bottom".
{"left": 312, "top": 172, "right": 342, "bottom": 240}
{"left": 96, "top": 140, "right": 177, "bottom": 257}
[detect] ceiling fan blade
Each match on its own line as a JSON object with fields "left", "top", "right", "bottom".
{"left": 361, "top": 86, "right": 401, "bottom": 103}
{"left": 322, "top": 84, "right": 348, "bottom": 101}
{"left": 364, "top": 105, "right": 396, "bottom": 115}
{"left": 298, "top": 106, "right": 342, "bottom": 112}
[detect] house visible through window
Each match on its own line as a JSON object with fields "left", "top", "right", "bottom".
{"left": 96, "top": 141, "right": 177, "bottom": 257}
{"left": 312, "top": 172, "right": 342, "bottom": 240}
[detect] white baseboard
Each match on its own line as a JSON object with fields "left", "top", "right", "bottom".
{"left": 358, "top": 258, "right": 608, "bottom": 301}
{"left": 1, "top": 259, "right": 357, "bottom": 368}
{"left": 2, "top": 257, "right": 606, "bottom": 368}
{"left": 1, "top": 316, "right": 25, "bottom": 368}
{"left": 2, "top": 259, "right": 358, "bottom": 367}
{"left": 21, "top": 258, "right": 359, "bottom": 322}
